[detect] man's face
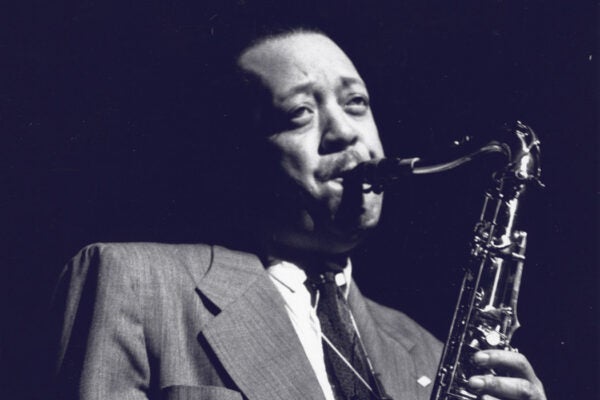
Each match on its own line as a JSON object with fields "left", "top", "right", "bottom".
{"left": 238, "top": 33, "right": 385, "bottom": 255}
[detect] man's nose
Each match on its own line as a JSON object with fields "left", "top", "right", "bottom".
{"left": 319, "top": 106, "right": 359, "bottom": 154}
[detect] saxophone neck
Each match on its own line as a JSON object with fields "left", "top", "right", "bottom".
{"left": 354, "top": 121, "right": 544, "bottom": 195}
{"left": 412, "top": 121, "right": 543, "bottom": 187}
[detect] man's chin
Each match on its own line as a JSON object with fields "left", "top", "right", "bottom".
{"left": 325, "top": 211, "right": 382, "bottom": 254}
{"left": 333, "top": 192, "right": 382, "bottom": 233}
{"left": 267, "top": 192, "right": 382, "bottom": 257}
{"left": 327, "top": 220, "right": 376, "bottom": 250}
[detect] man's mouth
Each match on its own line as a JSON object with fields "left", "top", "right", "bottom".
{"left": 315, "top": 149, "right": 367, "bottom": 183}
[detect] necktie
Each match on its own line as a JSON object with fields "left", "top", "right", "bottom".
{"left": 307, "top": 272, "right": 377, "bottom": 400}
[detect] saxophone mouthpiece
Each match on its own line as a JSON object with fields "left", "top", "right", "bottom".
{"left": 348, "top": 157, "right": 421, "bottom": 193}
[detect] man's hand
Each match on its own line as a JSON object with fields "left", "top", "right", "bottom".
{"left": 467, "top": 350, "right": 547, "bottom": 400}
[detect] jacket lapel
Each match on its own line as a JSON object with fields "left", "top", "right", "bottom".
{"left": 192, "top": 246, "right": 325, "bottom": 400}
{"left": 348, "top": 283, "right": 419, "bottom": 400}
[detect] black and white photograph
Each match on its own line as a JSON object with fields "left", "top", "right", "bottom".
{"left": 2, "top": 1, "right": 597, "bottom": 399}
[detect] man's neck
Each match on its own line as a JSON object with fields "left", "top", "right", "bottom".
{"left": 262, "top": 242, "right": 350, "bottom": 276}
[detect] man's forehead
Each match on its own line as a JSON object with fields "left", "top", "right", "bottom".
{"left": 238, "top": 33, "right": 364, "bottom": 93}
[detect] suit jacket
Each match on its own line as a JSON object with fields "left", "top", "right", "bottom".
{"left": 51, "top": 242, "right": 442, "bottom": 400}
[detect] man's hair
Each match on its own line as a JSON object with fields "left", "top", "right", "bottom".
{"left": 237, "top": 26, "right": 325, "bottom": 60}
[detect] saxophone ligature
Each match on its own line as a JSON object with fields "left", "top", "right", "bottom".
{"left": 352, "top": 121, "right": 543, "bottom": 400}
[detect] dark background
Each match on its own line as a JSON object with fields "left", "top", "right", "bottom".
{"left": 2, "top": 1, "right": 597, "bottom": 399}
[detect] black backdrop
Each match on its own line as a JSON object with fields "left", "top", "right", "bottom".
{"left": 2, "top": 1, "right": 597, "bottom": 399}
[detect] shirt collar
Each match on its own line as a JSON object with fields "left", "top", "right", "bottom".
{"left": 267, "top": 259, "right": 353, "bottom": 297}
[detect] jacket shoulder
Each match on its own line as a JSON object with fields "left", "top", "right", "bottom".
{"left": 74, "top": 242, "right": 214, "bottom": 264}
{"left": 69, "top": 242, "right": 213, "bottom": 277}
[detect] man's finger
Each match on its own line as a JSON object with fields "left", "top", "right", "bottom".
{"left": 468, "top": 375, "right": 544, "bottom": 400}
{"left": 480, "top": 395, "right": 501, "bottom": 400}
{"left": 472, "top": 350, "right": 538, "bottom": 381}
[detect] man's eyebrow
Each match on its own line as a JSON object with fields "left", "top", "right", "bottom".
{"left": 340, "top": 76, "right": 366, "bottom": 87}
{"left": 276, "top": 82, "right": 315, "bottom": 102}
{"left": 275, "top": 76, "right": 366, "bottom": 102}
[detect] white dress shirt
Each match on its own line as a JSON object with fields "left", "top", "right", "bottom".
{"left": 267, "top": 260, "right": 352, "bottom": 400}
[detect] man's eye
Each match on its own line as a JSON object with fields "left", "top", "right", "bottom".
{"left": 289, "top": 106, "right": 314, "bottom": 125}
{"left": 344, "top": 95, "right": 369, "bottom": 115}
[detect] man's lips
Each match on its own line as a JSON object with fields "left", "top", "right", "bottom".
{"left": 315, "top": 149, "right": 368, "bottom": 182}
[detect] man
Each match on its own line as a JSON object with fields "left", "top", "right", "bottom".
{"left": 51, "top": 29, "right": 546, "bottom": 399}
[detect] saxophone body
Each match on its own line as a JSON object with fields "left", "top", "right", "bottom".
{"left": 426, "top": 122, "right": 542, "bottom": 400}
{"left": 353, "top": 121, "right": 542, "bottom": 400}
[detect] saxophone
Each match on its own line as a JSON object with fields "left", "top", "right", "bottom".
{"left": 353, "top": 121, "right": 542, "bottom": 400}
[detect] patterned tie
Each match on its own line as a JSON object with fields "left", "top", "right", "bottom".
{"left": 307, "top": 271, "right": 381, "bottom": 400}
